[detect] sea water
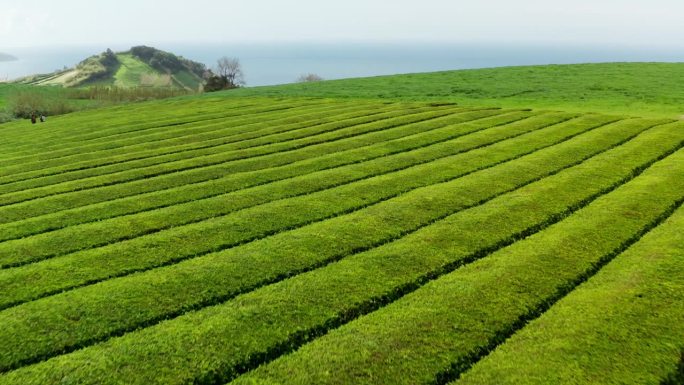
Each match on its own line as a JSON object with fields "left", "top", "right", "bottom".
{"left": 1, "top": 42, "right": 683, "bottom": 86}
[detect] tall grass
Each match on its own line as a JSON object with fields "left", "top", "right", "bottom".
{"left": 70, "top": 86, "right": 193, "bottom": 103}
{"left": 5, "top": 90, "right": 76, "bottom": 119}
{"left": 2, "top": 86, "right": 195, "bottom": 121}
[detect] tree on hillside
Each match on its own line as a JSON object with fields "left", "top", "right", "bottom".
{"left": 297, "top": 73, "right": 324, "bottom": 83}
{"left": 216, "top": 57, "right": 245, "bottom": 87}
{"left": 204, "top": 57, "right": 245, "bottom": 92}
{"left": 130, "top": 46, "right": 157, "bottom": 61}
{"left": 101, "top": 49, "right": 119, "bottom": 68}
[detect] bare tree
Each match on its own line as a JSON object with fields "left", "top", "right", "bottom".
{"left": 297, "top": 73, "right": 324, "bottom": 83}
{"left": 216, "top": 57, "right": 245, "bottom": 87}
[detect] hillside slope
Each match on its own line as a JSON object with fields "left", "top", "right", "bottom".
{"left": 229, "top": 62, "right": 684, "bottom": 117}
{"left": 0, "top": 96, "right": 682, "bottom": 384}
{"left": 17, "top": 46, "right": 205, "bottom": 90}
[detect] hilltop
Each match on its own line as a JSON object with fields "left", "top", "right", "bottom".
{"left": 0, "top": 53, "right": 17, "bottom": 62}
{"left": 16, "top": 46, "right": 206, "bottom": 90}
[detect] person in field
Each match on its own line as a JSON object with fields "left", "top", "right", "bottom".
{"left": 31, "top": 114, "right": 36, "bottom": 124}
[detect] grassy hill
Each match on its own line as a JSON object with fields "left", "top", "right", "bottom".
{"left": 0, "top": 85, "right": 682, "bottom": 384}
{"left": 231, "top": 62, "right": 684, "bottom": 118}
{"left": 18, "top": 46, "right": 205, "bottom": 90}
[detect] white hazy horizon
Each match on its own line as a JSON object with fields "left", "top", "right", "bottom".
{"left": 1, "top": 0, "right": 684, "bottom": 49}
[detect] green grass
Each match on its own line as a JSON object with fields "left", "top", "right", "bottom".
{"left": 0, "top": 110, "right": 518, "bottom": 244}
{"left": 0, "top": 105, "right": 459, "bottom": 220}
{"left": 0, "top": 80, "right": 190, "bottom": 122}
{"left": 108, "top": 54, "right": 159, "bottom": 88}
{"left": 0, "top": 109, "right": 514, "bottom": 248}
{"left": 227, "top": 63, "right": 684, "bottom": 118}
{"left": 0, "top": 97, "right": 302, "bottom": 157}
{"left": 0, "top": 102, "right": 384, "bottom": 183}
{"left": 172, "top": 70, "right": 203, "bottom": 90}
{"left": 0, "top": 84, "right": 43, "bottom": 109}
{"left": 232, "top": 145, "right": 684, "bottom": 385}
{"left": 1, "top": 65, "right": 683, "bottom": 385}
{"left": 6, "top": 62, "right": 684, "bottom": 119}
{"left": 457, "top": 205, "right": 684, "bottom": 384}
{"left": 0, "top": 83, "right": 92, "bottom": 114}
{"left": 0, "top": 103, "right": 681, "bottom": 384}
{"left": 0, "top": 110, "right": 597, "bottom": 307}
{"left": 0, "top": 100, "right": 327, "bottom": 164}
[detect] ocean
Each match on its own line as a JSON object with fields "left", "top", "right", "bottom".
{"left": 1, "top": 42, "right": 683, "bottom": 86}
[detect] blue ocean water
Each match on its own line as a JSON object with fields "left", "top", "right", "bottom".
{"left": 1, "top": 42, "right": 683, "bottom": 86}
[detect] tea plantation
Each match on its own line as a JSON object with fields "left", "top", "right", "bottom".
{"left": 0, "top": 81, "right": 682, "bottom": 384}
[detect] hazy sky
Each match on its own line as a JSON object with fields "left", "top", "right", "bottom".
{"left": 1, "top": 0, "right": 684, "bottom": 49}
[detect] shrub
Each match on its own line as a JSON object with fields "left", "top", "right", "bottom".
{"left": 203, "top": 75, "right": 241, "bottom": 92}
{"left": 0, "top": 111, "right": 13, "bottom": 123}
{"left": 297, "top": 73, "right": 324, "bottom": 83}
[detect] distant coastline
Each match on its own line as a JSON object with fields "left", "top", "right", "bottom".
{"left": 0, "top": 52, "right": 18, "bottom": 62}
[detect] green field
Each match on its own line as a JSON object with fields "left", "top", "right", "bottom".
{"left": 0, "top": 63, "right": 683, "bottom": 385}
{"left": 230, "top": 62, "right": 684, "bottom": 118}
